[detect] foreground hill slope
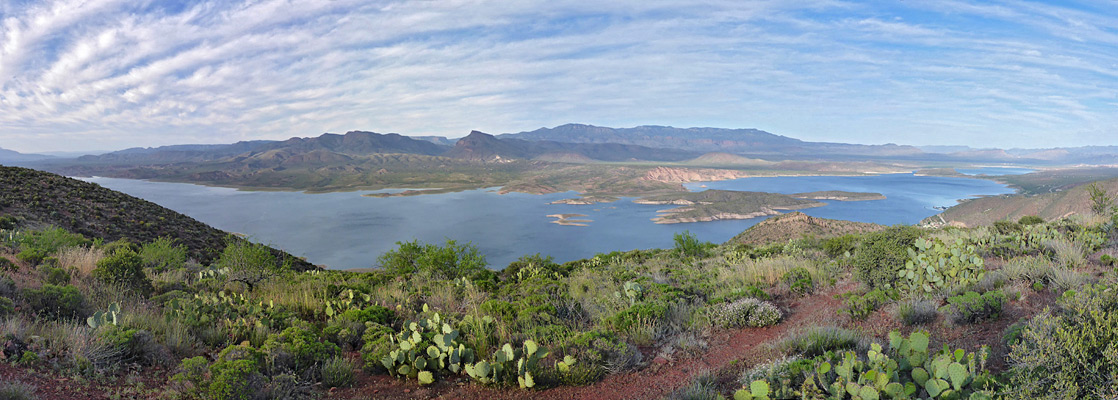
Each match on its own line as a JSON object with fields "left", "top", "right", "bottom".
{"left": 0, "top": 165, "right": 313, "bottom": 269}
{"left": 932, "top": 175, "right": 1118, "bottom": 227}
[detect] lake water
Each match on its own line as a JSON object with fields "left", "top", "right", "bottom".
{"left": 82, "top": 173, "right": 1014, "bottom": 269}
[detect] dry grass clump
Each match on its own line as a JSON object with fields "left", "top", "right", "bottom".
{"left": 55, "top": 246, "right": 104, "bottom": 277}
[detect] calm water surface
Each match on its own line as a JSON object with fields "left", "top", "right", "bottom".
{"left": 83, "top": 173, "right": 1014, "bottom": 269}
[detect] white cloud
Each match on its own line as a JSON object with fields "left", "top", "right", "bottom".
{"left": 0, "top": 0, "right": 1116, "bottom": 152}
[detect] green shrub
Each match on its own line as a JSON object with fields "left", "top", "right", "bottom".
{"left": 665, "top": 372, "right": 722, "bottom": 400}
{"left": 208, "top": 345, "right": 268, "bottom": 400}
{"left": 994, "top": 220, "right": 1022, "bottom": 234}
{"left": 894, "top": 298, "right": 938, "bottom": 326}
{"left": 0, "top": 380, "right": 37, "bottom": 400}
{"left": 97, "top": 325, "right": 167, "bottom": 366}
{"left": 338, "top": 304, "right": 394, "bottom": 325}
{"left": 945, "top": 291, "right": 1005, "bottom": 324}
{"left": 359, "top": 323, "right": 395, "bottom": 373}
{"left": 92, "top": 248, "right": 152, "bottom": 294}
{"left": 216, "top": 240, "right": 288, "bottom": 291}
{"left": 709, "top": 298, "right": 782, "bottom": 328}
{"left": 1018, "top": 215, "right": 1044, "bottom": 225}
{"left": 262, "top": 326, "right": 339, "bottom": 377}
{"left": 564, "top": 330, "right": 640, "bottom": 375}
{"left": 852, "top": 226, "right": 922, "bottom": 288}
{"left": 782, "top": 267, "right": 814, "bottom": 296}
{"left": 37, "top": 264, "right": 70, "bottom": 285}
{"left": 673, "top": 230, "right": 709, "bottom": 259}
{"left": 22, "top": 284, "right": 85, "bottom": 320}
{"left": 0, "top": 215, "right": 17, "bottom": 230}
{"left": 822, "top": 234, "right": 858, "bottom": 258}
{"left": 377, "top": 239, "right": 488, "bottom": 280}
{"left": 778, "top": 326, "right": 860, "bottom": 358}
{"left": 1101, "top": 254, "right": 1117, "bottom": 266}
{"left": 838, "top": 288, "right": 896, "bottom": 320}
{"left": 321, "top": 356, "right": 356, "bottom": 388}
{"left": 1006, "top": 285, "right": 1118, "bottom": 399}
{"left": 140, "top": 237, "right": 187, "bottom": 273}
{"left": 15, "top": 227, "right": 89, "bottom": 266}
{"left": 0, "top": 297, "right": 13, "bottom": 317}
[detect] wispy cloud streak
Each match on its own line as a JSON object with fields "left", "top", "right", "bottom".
{"left": 0, "top": 0, "right": 1116, "bottom": 152}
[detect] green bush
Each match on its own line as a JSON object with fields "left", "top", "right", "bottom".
{"left": 1006, "top": 284, "right": 1118, "bottom": 399}
{"left": 945, "top": 291, "right": 1004, "bottom": 324}
{"left": 22, "top": 284, "right": 85, "bottom": 320}
{"left": 852, "top": 226, "right": 922, "bottom": 288}
{"left": 92, "top": 247, "right": 152, "bottom": 294}
{"left": 359, "top": 323, "right": 395, "bottom": 373}
{"left": 377, "top": 239, "right": 488, "bottom": 280}
{"left": 15, "top": 227, "right": 89, "bottom": 266}
{"left": 37, "top": 264, "right": 70, "bottom": 285}
{"left": 739, "top": 355, "right": 815, "bottom": 399}
{"left": 216, "top": 240, "right": 288, "bottom": 291}
{"left": 338, "top": 304, "right": 394, "bottom": 325}
{"left": 0, "top": 215, "right": 17, "bottom": 230}
{"left": 140, "top": 237, "right": 187, "bottom": 273}
{"left": 1018, "top": 215, "right": 1044, "bottom": 225}
{"left": 838, "top": 288, "right": 897, "bottom": 320}
{"left": 994, "top": 220, "right": 1023, "bottom": 235}
{"left": 97, "top": 325, "right": 167, "bottom": 366}
{"left": 822, "top": 234, "right": 858, "bottom": 258}
{"left": 782, "top": 267, "right": 814, "bottom": 296}
{"left": 0, "top": 257, "right": 15, "bottom": 272}
{"left": 709, "top": 284, "right": 768, "bottom": 304}
{"left": 262, "top": 326, "right": 339, "bottom": 377}
{"left": 0, "top": 297, "right": 14, "bottom": 317}
{"left": 709, "top": 298, "right": 782, "bottom": 328}
{"left": 673, "top": 230, "right": 709, "bottom": 259}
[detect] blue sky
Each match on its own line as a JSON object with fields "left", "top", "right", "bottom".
{"left": 1, "top": 0, "right": 1116, "bottom": 153}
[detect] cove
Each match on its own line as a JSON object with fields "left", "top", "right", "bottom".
{"left": 82, "top": 173, "right": 1014, "bottom": 269}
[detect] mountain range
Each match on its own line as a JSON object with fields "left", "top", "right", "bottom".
{"left": 16, "top": 124, "right": 1118, "bottom": 175}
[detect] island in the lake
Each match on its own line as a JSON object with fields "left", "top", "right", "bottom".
{"left": 635, "top": 189, "right": 885, "bottom": 224}
{"left": 547, "top": 213, "right": 593, "bottom": 226}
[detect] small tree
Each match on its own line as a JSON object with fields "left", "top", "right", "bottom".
{"left": 1086, "top": 182, "right": 1116, "bottom": 216}
{"left": 217, "top": 240, "right": 288, "bottom": 291}
{"left": 378, "top": 239, "right": 487, "bottom": 280}
{"left": 673, "top": 230, "right": 707, "bottom": 259}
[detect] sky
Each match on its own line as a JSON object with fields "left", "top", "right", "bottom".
{"left": 1, "top": 0, "right": 1117, "bottom": 153}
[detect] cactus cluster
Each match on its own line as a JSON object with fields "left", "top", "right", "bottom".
{"left": 86, "top": 302, "right": 121, "bottom": 328}
{"left": 465, "top": 340, "right": 549, "bottom": 388}
{"left": 900, "top": 238, "right": 985, "bottom": 293}
{"left": 165, "top": 291, "right": 280, "bottom": 334}
{"left": 380, "top": 309, "right": 476, "bottom": 385}
{"left": 325, "top": 289, "right": 373, "bottom": 318}
{"left": 738, "top": 331, "right": 994, "bottom": 400}
{"left": 614, "top": 281, "right": 643, "bottom": 306}
{"left": 197, "top": 266, "right": 228, "bottom": 280}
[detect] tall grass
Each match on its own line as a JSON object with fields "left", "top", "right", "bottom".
{"left": 778, "top": 326, "right": 861, "bottom": 357}
{"left": 716, "top": 256, "right": 820, "bottom": 290}
{"left": 55, "top": 246, "right": 103, "bottom": 277}
{"left": 1044, "top": 239, "right": 1086, "bottom": 269}
{"left": 1001, "top": 256, "right": 1056, "bottom": 283}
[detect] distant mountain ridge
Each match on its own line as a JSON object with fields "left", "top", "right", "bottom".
{"left": 0, "top": 147, "right": 54, "bottom": 164}
{"left": 445, "top": 130, "right": 698, "bottom": 162}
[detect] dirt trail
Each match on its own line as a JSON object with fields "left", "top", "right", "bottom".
{"left": 334, "top": 281, "right": 855, "bottom": 400}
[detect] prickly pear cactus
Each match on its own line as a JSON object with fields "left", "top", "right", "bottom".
{"left": 465, "top": 340, "right": 550, "bottom": 389}
{"left": 899, "top": 237, "right": 985, "bottom": 293}
{"left": 379, "top": 307, "right": 476, "bottom": 385}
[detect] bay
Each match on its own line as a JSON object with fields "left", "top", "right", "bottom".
{"left": 82, "top": 173, "right": 1013, "bottom": 269}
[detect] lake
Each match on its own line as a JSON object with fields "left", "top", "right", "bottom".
{"left": 82, "top": 173, "right": 1014, "bottom": 269}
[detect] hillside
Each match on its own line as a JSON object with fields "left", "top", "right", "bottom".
{"left": 929, "top": 177, "right": 1118, "bottom": 227}
{"left": 0, "top": 166, "right": 313, "bottom": 269}
{"left": 728, "top": 211, "right": 886, "bottom": 246}
{"left": 0, "top": 147, "right": 54, "bottom": 164}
